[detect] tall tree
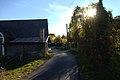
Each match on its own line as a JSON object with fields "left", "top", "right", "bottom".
{"left": 69, "top": 0, "right": 119, "bottom": 79}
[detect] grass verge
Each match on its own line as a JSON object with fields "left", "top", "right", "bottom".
{"left": 0, "top": 54, "right": 52, "bottom": 80}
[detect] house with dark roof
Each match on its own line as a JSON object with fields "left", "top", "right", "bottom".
{"left": 0, "top": 19, "right": 49, "bottom": 60}
{"left": 114, "top": 16, "right": 120, "bottom": 29}
{"left": 114, "top": 19, "right": 120, "bottom": 29}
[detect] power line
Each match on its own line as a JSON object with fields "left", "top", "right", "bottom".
{"left": 48, "top": 0, "right": 76, "bottom": 22}
{"left": 69, "top": 0, "right": 77, "bottom": 7}
{"left": 48, "top": 0, "right": 77, "bottom": 35}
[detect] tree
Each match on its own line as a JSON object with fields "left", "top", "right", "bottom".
{"left": 69, "top": 0, "right": 117, "bottom": 79}
{"left": 49, "top": 33, "right": 56, "bottom": 43}
{"left": 54, "top": 35, "right": 62, "bottom": 47}
{"left": 61, "top": 35, "right": 67, "bottom": 44}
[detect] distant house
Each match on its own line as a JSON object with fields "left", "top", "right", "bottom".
{"left": 0, "top": 19, "right": 49, "bottom": 60}
{"left": 114, "top": 16, "right": 120, "bottom": 29}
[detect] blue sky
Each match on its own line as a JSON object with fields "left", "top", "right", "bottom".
{"left": 0, "top": 0, "right": 120, "bottom": 36}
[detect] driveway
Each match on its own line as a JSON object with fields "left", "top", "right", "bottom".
{"left": 24, "top": 50, "right": 80, "bottom": 80}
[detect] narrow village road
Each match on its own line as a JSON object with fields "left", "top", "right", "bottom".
{"left": 24, "top": 50, "right": 80, "bottom": 80}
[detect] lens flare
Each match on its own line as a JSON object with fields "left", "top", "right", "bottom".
{"left": 86, "top": 8, "right": 96, "bottom": 17}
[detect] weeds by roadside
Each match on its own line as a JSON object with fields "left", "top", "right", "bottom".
{"left": 0, "top": 54, "right": 52, "bottom": 80}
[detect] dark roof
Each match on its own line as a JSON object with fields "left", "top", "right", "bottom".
{"left": 4, "top": 37, "right": 48, "bottom": 45}
{"left": 114, "top": 19, "right": 120, "bottom": 29}
{"left": 10, "top": 37, "right": 44, "bottom": 43}
{"left": 0, "top": 19, "right": 48, "bottom": 41}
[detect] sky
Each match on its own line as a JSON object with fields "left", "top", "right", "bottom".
{"left": 0, "top": 0, "right": 120, "bottom": 36}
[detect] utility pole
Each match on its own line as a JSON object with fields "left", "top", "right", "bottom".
{"left": 66, "top": 24, "right": 71, "bottom": 49}
{"left": 66, "top": 24, "right": 69, "bottom": 38}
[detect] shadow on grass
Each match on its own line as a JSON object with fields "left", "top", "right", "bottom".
{"left": 3, "top": 58, "right": 42, "bottom": 70}
{"left": 1, "top": 53, "right": 52, "bottom": 70}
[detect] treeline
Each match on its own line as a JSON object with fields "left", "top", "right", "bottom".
{"left": 49, "top": 34, "right": 67, "bottom": 48}
{"left": 68, "top": 0, "right": 120, "bottom": 80}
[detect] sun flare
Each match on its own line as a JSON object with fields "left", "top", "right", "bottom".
{"left": 84, "top": 7, "right": 96, "bottom": 18}
{"left": 86, "top": 8, "right": 96, "bottom": 17}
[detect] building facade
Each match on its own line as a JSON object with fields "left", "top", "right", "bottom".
{"left": 0, "top": 19, "right": 49, "bottom": 59}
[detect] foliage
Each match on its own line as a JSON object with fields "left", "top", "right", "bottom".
{"left": 69, "top": 0, "right": 120, "bottom": 79}
{"left": 49, "top": 33, "right": 56, "bottom": 43}
{"left": 112, "top": 29, "right": 120, "bottom": 51}
{"left": 61, "top": 35, "right": 67, "bottom": 44}
{"left": 49, "top": 34, "right": 67, "bottom": 45}
{"left": 54, "top": 35, "right": 62, "bottom": 44}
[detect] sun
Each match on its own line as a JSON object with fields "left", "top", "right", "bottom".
{"left": 85, "top": 7, "right": 96, "bottom": 18}
{"left": 86, "top": 8, "right": 96, "bottom": 17}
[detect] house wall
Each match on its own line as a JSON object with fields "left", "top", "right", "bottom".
{"left": 0, "top": 19, "right": 49, "bottom": 58}
{"left": 5, "top": 43, "right": 47, "bottom": 59}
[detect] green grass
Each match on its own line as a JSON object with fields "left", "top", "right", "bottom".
{"left": 0, "top": 54, "right": 52, "bottom": 80}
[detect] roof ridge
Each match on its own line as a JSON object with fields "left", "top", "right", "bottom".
{"left": 0, "top": 19, "right": 47, "bottom": 22}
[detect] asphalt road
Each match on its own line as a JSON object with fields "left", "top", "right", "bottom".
{"left": 25, "top": 51, "right": 80, "bottom": 80}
